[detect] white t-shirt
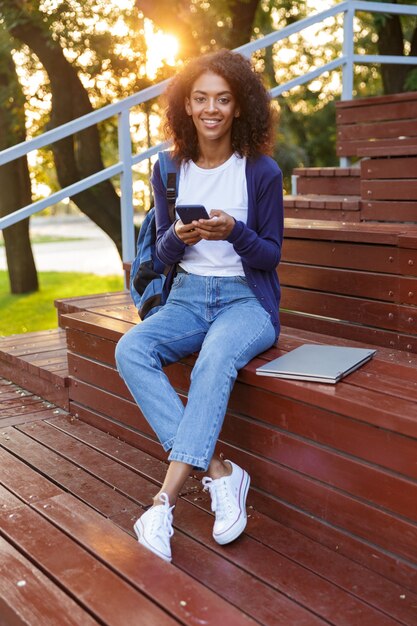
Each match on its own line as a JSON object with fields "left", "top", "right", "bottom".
{"left": 176, "top": 154, "right": 248, "bottom": 276}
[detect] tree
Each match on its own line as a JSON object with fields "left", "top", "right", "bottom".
{"left": 0, "top": 0, "right": 126, "bottom": 257}
{"left": 371, "top": 0, "right": 417, "bottom": 93}
{"left": 0, "top": 32, "right": 38, "bottom": 293}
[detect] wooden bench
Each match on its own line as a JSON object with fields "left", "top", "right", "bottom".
{"left": 336, "top": 90, "right": 417, "bottom": 158}
{"left": 5, "top": 373, "right": 417, "bottom": 624}
{"left": 286, "top": 92, "right": 417, "bottom": 223}
{"left": 52, "top": 290, "right": 417, "bottom": 610}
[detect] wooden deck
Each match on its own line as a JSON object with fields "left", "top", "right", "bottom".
{"left": 1, "top": 309, "right": 417, "bottom": 625}
{"left": 0, "top": 381, "right": 415, "bottom": 626}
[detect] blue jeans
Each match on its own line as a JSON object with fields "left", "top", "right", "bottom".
{"left": 115, "top": 273, "right": 276, "bottom": 471}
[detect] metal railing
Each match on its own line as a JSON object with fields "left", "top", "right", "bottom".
{"left": 1, "top": 0, "right": 417, "bottom": 265}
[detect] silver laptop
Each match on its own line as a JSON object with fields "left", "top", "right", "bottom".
{"left": 256, "top": 344, "right": 376, "bottom": 384}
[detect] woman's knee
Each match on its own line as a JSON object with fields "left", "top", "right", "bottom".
{"left": 115, "top": 326, "right": 148, "bottom": 372}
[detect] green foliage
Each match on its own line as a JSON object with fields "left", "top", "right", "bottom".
{"left": 0, "top": 270, "right": 124, "bottom": 336}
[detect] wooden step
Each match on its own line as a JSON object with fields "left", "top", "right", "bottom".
{"left": 360, "top": 154, "right": 417, "bottom": 222}
{"left": 293, "top": 167, "right": 361, "bottom": 196}
{"left": 284, "top": 194, "right": 361, "bottom": 221}
{"left": 1, "top": 393, "right": 416, "bottom": 626}
{"left": 336, "top": 91, "right": 417, "bottom": 158}
{"left": 0, "top": 329, "right": 70, "bottom": 410}
{"left": 58, "top": 298, "right": 417, "bottom": 595}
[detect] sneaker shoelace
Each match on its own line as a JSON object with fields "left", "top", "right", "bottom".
{"left": 203, "top": 476, "right": 233, "bottom": 521}
{"left": 147, "top": 493, "right": 174, "bottom": 540}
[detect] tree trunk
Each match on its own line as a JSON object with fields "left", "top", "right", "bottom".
{"left": 0, "top": 44, "right": 38, "bottom": 294}
{"left": 375, "top": 9, "right": 417, "bottom": 94}
{"left": 1, "top": 1, "right": 125, "bottom": 258}
{"left": 227, "top": 0, "right": 261, "bottom": 48}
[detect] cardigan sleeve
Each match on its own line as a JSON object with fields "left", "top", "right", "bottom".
{"left": 226, "top": 160, "right": 283, "bottom": 271}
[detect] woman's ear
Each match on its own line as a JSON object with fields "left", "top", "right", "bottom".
{"left": 234, "top": 109, "right": 240, "bottom": 118}
{"left": 185, "top": 97, "right": 192, "bottom": 116}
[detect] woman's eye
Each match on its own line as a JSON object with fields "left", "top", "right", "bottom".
{"left": 219, "top": 98, "right": 230, "bottom": 104}
{"left": 194, "top": 97, "right": 205, "bottom": 103}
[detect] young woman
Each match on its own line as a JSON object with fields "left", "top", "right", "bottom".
{"left": 116, "top": 49, "right": 283, "bottom": 562}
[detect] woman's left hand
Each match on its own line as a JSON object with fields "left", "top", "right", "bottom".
{"left": 192, "top": 210, "right": 235, "bottom": 241}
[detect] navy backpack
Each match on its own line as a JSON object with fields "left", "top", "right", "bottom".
{"left": 130, "top": 151, "right": 178, "bottom": 320}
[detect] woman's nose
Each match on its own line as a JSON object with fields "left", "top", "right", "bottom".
{"left": 205, "top": 98, "right": 218, "bottom": 112}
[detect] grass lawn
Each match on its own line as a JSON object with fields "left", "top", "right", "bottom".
{"left": 0, "top": 271, "right": 124, "bottom": 336}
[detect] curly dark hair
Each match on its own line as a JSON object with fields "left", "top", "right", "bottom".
{"left": 164, "top": 49, "right": 274, "bottom": 162}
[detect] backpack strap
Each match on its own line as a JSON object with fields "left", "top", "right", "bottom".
{"left": 158, "top": 151, "right": 179, "bottom": 223}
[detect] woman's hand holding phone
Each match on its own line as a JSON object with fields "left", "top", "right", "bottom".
{"left": 193, "top": 209, "right": 235, "bottom": 240}
{"left": 174, "top": 206, "right": 235, "bottom": 244}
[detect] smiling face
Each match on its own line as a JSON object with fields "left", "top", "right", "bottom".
{"left": 185, "top": 71, "right": 239, "bottom": 149}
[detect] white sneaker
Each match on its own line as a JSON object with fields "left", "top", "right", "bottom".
{"left": 202, "top": 460, "right": 250, "bottom": 545}
{"left": 133, "top": 492, "right": 174, "bottom": 562}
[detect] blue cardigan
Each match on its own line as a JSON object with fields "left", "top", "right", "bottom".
{"left": 151, "top": 155, "right": 283, "bottom": 340}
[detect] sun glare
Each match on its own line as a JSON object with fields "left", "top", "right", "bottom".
{"left": 143, "top": 19, "right": 179, "bottom": 79}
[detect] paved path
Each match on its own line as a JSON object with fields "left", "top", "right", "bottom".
{"left": 0, "top": 215, "right": 124, "bottom": 276}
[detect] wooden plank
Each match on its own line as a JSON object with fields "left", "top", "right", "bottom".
{"left": 283, "top": 208, "right": 358, "bottom": 222}
{"left": 281, "top": 239, "right": 399, "bottom": 274}
{"left": 55, "top": 291, "right": 130, "bottom": 316}
{"left": 1, "top": 428, "right": 140, "bottom": 518}
{"left": 0, "top": 447, "right": 63, "bottom": 504}
{"left": 336, "top": 93, "right": 417, "bottom": 121}
{"left": 281, "top": 286, "right": 417, "bottom": 333}
{"left": 0, "top": 502, "right": 177, "bottom": 626}
{"left": 361, "top": 200, "right": 417, "bottom": 223}
{"left": 70, "top": 379, "right": 155, "bottom": 437}
{"left": 297, "top": 176, "right": 361, "bottom": 195}
{"left": 67, "top": 328, "right": 118, "bottom": 365}
{"left": 338, "top": 119, "right": 417, "bottom": 142}
{"left": 68, "top": 353, "right": 130, "bottom": 398}
{"left": 0, "top": 537, "right": 100, "bottom": 626}
{"left": 0, "top": 329, "right": 65, "bottom": 350}
{"left": 362, "top": 179, "right": 417, "bottom": 201}
{"left": 280, "top": 263, "right": 401, "bottom": 302}
{"left": 69, "top": 402, "right": 166, "bottom": 461}
{"left": 284, "top": 194, "right": 360, "bottom": 209}
{"left": 64, "top": 312, "right": 131, "bottom": 342}
{"left": 361, "top": 156, "right": 417, "bottom": 180}
{"left": 280, "top": 309, "right": 417, "bottom": 353}
{"left": 359, "top": 144, "right": 417, "bottom": 158}
{"left": 284, "top": 218, "right": 417, "bottom": 244}
{"left": 337, "top": 137, "right": 417, "bottom": 157}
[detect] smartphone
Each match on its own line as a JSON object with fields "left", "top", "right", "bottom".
{"left": 176, "top": 204, "right": 210, "bottom": 224}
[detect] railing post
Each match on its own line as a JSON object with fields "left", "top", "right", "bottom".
{"left": 341, "top": 0, "right": 355, "bottom": 167}
{"left": 118, "top": 108, "right": 135, "bottom": 275}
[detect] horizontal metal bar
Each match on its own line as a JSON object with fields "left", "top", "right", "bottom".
{"left": 270, "top": 57, "right": 346, "bottom": 98}
{"left": 352, "top": 0, "right": 417, "bottom": 16}
{"left": 354, "top": 54, "right": 417, "bottom": 65}
{"left": 131, "top": 140, "right": 172, "bottom": 166}
{"left": 0, "top": 162, "right": 123, "bottom": 230}
{"left": 0, "top": 79, "right": 170, "bottom": 168}
{"left": 235, "top": 2, "right": 349, "bottom": 57}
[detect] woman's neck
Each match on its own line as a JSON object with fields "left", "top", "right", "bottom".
{"left": 195, "top": 141, "right": 234, "bottom": 169}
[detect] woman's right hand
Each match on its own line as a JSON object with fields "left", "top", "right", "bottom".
{"left": 174, "top": 220, "right": 202, "bottom": 246}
